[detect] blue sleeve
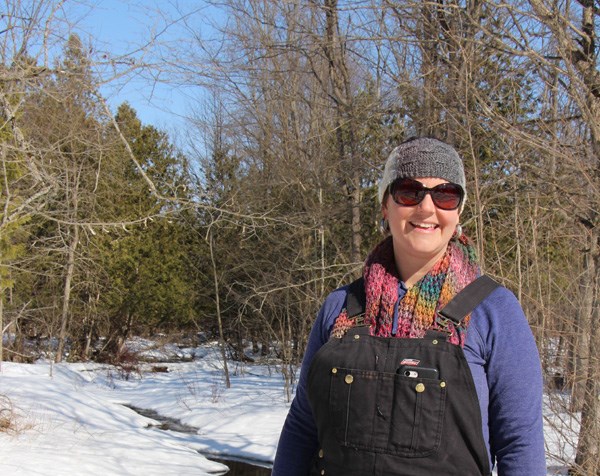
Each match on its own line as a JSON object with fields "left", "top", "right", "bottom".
{"left": 272, "top": 289, "right": 346, "bottom": 476}
{"left": 473, "top": 287, "right": 546, "bottom": 475}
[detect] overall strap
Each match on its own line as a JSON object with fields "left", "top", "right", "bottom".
{"left": 437, "top": 275, "right": 500, "bottom": 324}
{"left": 346, "top": 277, "right": 366, "bottom": 318}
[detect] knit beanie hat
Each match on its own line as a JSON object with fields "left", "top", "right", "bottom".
{"left": 378, "top": 137, "right": 467, "bottom": 204}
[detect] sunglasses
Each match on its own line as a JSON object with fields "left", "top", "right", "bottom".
{"left": 388, "top": 178, "right": 464, "bottom": 211}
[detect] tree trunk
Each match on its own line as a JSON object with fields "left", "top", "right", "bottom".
{"left": 571, "top": 241, "right": 594, "bottom": 412}
{"left": 573, "top": 239, "right": 600, "bottom": 474}
{"left": 209, "top": 231, "right": 230, "bottom": 388}
{"left": 56, "top": 223, "right": 79, "bottom": 363}
{"left": 0, "top": 292, "right": 3, "bottom": 371}
{"left": 323, "top": 0, "right": 362, "bottom": 264}
{"left": 350, "top": 169, "right": 362, "bottom": 264}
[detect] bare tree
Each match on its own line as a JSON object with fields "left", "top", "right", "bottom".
{"left": 1, "top": 0, "right": 71, "bottom": 363}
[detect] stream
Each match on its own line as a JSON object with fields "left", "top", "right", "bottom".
{"left": 208, "top": 457, "right": 271, "bottom": 476}
{"left": 125, "top": 405, "right": 272, "bottom": 476}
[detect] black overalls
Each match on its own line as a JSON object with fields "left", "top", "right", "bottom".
{"left": 306, "top": 276, "right": 498, "bottom": 476}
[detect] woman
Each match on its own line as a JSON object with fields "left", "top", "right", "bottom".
{"left": 272, "top": 137, "right": 546, "bottom": 475}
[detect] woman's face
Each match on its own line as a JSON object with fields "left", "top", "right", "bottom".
{"left": 382, "top": 177, "right": 460, "bottom": 267}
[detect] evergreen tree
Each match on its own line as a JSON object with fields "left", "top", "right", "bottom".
{"left": 0, "top": 149, "right": 29, "bottom": 364}
{"left": 11, "top": 34, "right": 108, "bottom": 361}
{"left": 91, "top": 103, "right": 198, "bottom": 358}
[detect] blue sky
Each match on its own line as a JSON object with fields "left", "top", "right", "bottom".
{"left": 71, "top": 0, "right": 204, "bottom": 132}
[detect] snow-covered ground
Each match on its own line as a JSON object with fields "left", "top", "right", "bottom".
{"left": 0, "top": 339, "right": 287, "bottom": 475}
{"left": 0, "top": 338, "right": 576, "bottom": 475}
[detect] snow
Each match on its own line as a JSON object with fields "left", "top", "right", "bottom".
{"left": 0, "top": 338, "right": 576, "bottom": 475}
{"left": 0, "top": 340, "right": 288, "bottom": 475}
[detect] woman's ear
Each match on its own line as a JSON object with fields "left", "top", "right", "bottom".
{"left": 379, "top": 201, "right": 390, "bottom": 234}
{"left": 381, "top": 197, "right": 388, "bottom": 220}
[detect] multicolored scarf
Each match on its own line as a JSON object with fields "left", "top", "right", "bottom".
{"left": 332, "top": 234, "right": 480, "bottom": 346}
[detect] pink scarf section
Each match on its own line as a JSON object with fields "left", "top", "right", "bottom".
{"left": 332, "top": 234, "right": 480, "bottom": 346}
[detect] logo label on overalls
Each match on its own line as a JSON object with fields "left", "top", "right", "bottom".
{"left": 400, "top": 358, "right": 420, "bottom": 366}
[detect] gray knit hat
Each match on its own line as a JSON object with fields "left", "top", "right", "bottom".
{"left": 378, "top": 137, "right": 466, "bottom": 204}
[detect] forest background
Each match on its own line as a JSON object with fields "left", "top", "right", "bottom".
{"left": 1, "top": 0, "right": 600, "bottom": 474}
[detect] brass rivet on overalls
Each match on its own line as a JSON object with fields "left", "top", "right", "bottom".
{"left": 319, "top": 449, "right": 324, "bottom": 458}
{"left": 354, "top": 334, "right": 360, "bottom": 340}
{"left": 331, "top": 367, "right": 338, "bottom": 374}
{"left": 345, "top": 374, "right": 354, "bottom": 384}
{"left": 432, "top": 339, "right": 439, "bottom": 345}
{"left": 415, "top": 383, "right": 425, "bottom": 393}
{"left": 440, "top": 381, "right": 446, "bottom": 388}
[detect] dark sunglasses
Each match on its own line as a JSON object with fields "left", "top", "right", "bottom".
{"left": 388, "top": 178, "right": 464, "bottom": 211}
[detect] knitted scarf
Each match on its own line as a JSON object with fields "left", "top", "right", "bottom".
{"left": 332, "top": 234, "right": 480, "bottom": 346}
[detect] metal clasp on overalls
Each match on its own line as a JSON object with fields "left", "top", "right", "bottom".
{"left": 434, "top": 313, "right": 465, "bottom": 341}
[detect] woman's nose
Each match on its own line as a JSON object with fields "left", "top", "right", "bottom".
{"left": 417, "top": 192, "right": 436, "bottom": 212}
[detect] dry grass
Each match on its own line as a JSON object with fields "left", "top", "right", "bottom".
{"left": 0, "top": 394, "right": 18, "bottom": 434}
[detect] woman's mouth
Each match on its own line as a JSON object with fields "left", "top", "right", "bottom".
{"left": 410, "top": 222, "right": 439, "bottom": 231}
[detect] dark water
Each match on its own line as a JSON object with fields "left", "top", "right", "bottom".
{"left": 209, "top": 457, "right": 271, "bottom": 476}
{"left": 125, "top": 405, "right": 271, "bottom": 475}
{"left": 125, "top": 405, "right": 199, "bottom": 433}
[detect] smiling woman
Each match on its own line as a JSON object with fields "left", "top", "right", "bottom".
{"left": 382, "top": 176, "right": 462, "bottom": 288}
{"left": 273, "top": 137, "right": 546, "bottom": 476}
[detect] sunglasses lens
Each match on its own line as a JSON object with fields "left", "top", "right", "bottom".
{"left": 431, "top": 184, "right": 463, "bottom": 210}
{"left": 390, "top": 180, "right": 423, "bottom": 206}
{"left": 389, "top": 179, "right": 463, "bottom": 210}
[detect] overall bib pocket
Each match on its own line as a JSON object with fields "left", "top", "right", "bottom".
{"left": 329, "top": 368, "right": 380, "bottom": 448}
{"left": 389, "top": 374, "right": 447, "bottom": 455}
{"left": 328, "top": 367, "right": 447, "bottom": 456}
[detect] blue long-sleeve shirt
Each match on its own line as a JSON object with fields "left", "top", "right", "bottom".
{"left": 273, "top": 282, "right": 546, "bottom": 475}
